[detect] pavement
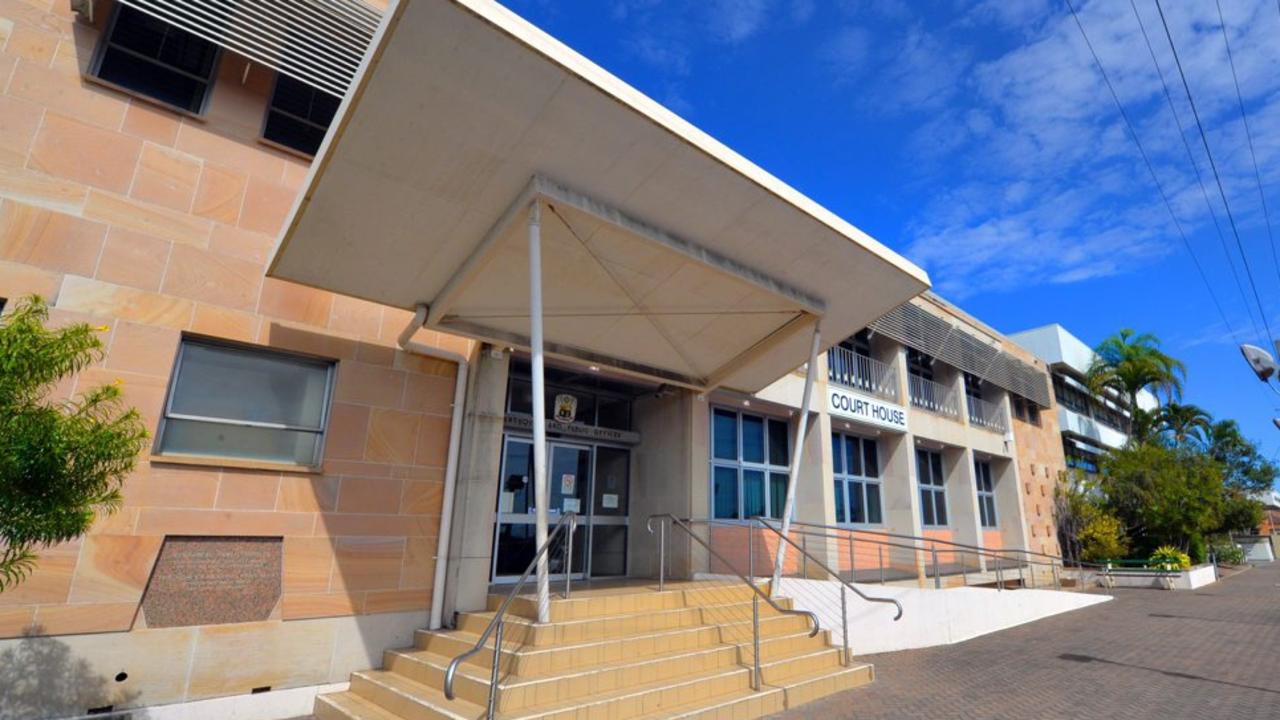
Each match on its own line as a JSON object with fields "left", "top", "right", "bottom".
{"left": 769, "top": 563, "right": 1280, "bottom": 719}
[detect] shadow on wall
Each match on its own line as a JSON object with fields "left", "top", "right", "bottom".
{"left": 0, "top": 629, "right": 139, "bottom": 720}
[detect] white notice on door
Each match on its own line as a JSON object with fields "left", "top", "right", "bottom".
{"left": 560, "top": 474, "right": 576, "bottom": 494}
{"left": 602, "top": 493, "right": 619, "bottom": 509}
{"left": 563, "top": 498, "right": 581, "bottom": 513}
{"left": 499, "top": 491, "right": 514, "bottom": 513}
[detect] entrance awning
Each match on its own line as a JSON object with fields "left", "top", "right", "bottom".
{"left": 268, "top": 0, "right": 929, "bottom": 393}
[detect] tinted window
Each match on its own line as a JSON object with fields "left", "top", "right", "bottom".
{"left": 263, "top": 73, "right": 341, "bottom": 156}
{"left": 95, "top": 6, "right": 219, "bottom": 113}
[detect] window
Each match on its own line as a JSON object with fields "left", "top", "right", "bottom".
{"left": 963, "top": 373, "right": 983, "bottom": 399}
{"left": 92, "top": 5, "right": 220, "bottom": 114}
{"left": 710, "top": 407, "right": 790, "bottom": 520}
{"left": 975, "top": 460, "right": 997, "bottom": 528}
{"left": 1011, "top": 396, "right": 1042, "bottom": 427}
{"left": 832, "top": 432, "right": 882, "bottom": 525}
{"left": 157, "top": 338, "right": 336, "bottom": 467}
{"left": 263, "top": 73, "right": 341, "bottom": 156}
{"left": 907, "top": 348, "right": 935, "bottom": 381}
{"left": 916, "top": 449, "right": 948, "bottom": 526}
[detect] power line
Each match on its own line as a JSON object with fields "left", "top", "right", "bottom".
{"left": 1127, "top": 0, "right": 1252, "bottom": 343}
{"left": 1215, "top": 0, "right": 1280, "bottom": 291}
{"left": 1063, "top": 0, "right": 1242, "bottom": 346}
{"left": 1154, "top": 0, "right": 1276, "bottom": 347}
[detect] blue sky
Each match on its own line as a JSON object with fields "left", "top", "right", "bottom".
{"left": 504, "top": 0, "right": 1280, "bottom": 463}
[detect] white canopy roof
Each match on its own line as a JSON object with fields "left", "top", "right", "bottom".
{"left": 268, "top": 0, "right": 929, "bottom": 393}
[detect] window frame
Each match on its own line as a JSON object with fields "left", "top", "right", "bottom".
{"left": 916, "top": 448, "right": 950, "bottom": 527}
{"left": 832, "top": 431, "right": 883, "bottom": 527}
{"left": 154, "top": 336, "right": 338, "bottom": 470}
{"left": 88, "top": 3, "right": 222, "bottom": 118}
{"left": 974, "top": 459, "right": 998, "bottom": 528}
{"left": 259, "top": 70, "right": 340, "bottom": 159}
{"left": 709, "top": 406, "right": 792, "bottom": 521}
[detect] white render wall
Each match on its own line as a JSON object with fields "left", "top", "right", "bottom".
{"left": 777, "top": 578, "right": 1110, "bottom": 655}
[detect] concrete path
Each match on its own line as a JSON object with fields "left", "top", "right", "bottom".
{"left": 769, "top": 563, "right": 1280, "bottom": 719}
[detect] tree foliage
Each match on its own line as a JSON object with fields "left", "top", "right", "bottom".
{"left": 1207, "top": 419, "right": 1277, "bottom": 494}
{"left": 1098, "top": 443, "right": 1225, "bottom": 555}
{"left": 1085, "top": 328, "right": 1186, "bottom": 431}
{"left": 1157, "top": 403, "right": 1212, "bottom": 448}
{"left": 0, "top": 296, "right": 147, "bottom": 590}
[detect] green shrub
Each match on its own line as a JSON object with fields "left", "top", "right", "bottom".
{"left": 1209, "top": 540, "right": 1245, "bottom": 565}
{"left": 1079, "top": 513, "right": 1129, "bottom": 562}
{"left": 1149, "top": 545, "right": 1191, "bottom": 570}
{"left": 1187, "top": 534, "right": 1207, "bottom": 564}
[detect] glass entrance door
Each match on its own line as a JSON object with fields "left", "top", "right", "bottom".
{"left": 493, "top": 438, "right": 588, "bottom": 581}
{"left": 492, "top": 436, "right": 631, "bottom": 582}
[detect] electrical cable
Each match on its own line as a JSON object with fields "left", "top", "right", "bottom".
{"left": 1128, "top": 0, "right": 1253, "bottom": 344}
{"left": 1214, "top": 0, "right": 1280, "bottom": 291}
{"left": 1154, "top": 0, "right": 1276, "bottom": 347}
{"left": 1064, "top": 0, "right": 1244, "bottom": 346}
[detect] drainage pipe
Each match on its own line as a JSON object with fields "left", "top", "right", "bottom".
{"left": 398, "top": 304, "right": 468, "bottom": 630}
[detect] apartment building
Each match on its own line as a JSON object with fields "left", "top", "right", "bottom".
{"left": 1009, "top": 324, "right": 1157, "bottom": 474}
{"left": 0, "top": 1, "right": 1065, "bottom": 718}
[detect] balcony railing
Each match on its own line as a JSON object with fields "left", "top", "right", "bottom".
{"left": 827, "top": 347, "right": 898, "bottom": 402}
{"left": 908, "top": 374, "right": 960, "bottom": 418}
{"left": 966, "top": 395, "right": 1008, "bottom": 433}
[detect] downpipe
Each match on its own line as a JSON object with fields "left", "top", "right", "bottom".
{"left": 399, "top": 304, "right": 469, "bottom": 630}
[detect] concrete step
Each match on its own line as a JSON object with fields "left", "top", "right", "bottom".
{"left": 420, "top": 609, "right": 813, "bottom": 676}
{"left": 495, "top": 583, "right": 763, "bottom": 622}
{"left": 385, "top": 632, "right": 832, "bottom": 713}
{"left": 455, "top": 596, "right": 797, "bottom": 647}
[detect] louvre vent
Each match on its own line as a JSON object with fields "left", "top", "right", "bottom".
{"left": 870, "top": 304, "right": 1051, "bottom": 408}
{"left": 117, "top": 0, "right": 381, "bottom": 97}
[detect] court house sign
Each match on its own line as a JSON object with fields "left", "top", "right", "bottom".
{"left": 828, "top": 386, "right": 908, "bottom": 432}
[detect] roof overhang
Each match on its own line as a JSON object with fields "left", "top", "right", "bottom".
{"left": 268, "top": 0, "right": 930, "bottom": 393}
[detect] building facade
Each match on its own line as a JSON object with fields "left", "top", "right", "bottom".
{"left": 0, "top": 1, "right": 1062, "bottom": 716}
{"left": 1009, "top": 324, "right": 1157, "bottom": 475}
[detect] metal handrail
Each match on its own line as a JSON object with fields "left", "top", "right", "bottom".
{"left": 965, "top": 395, "right": 1008, "bottom": 433}
{"left": 443, "top": 511, "right": 577, "bottom": 714}
{"left": 647, "top": 515, "right": 820, "bottom": 637}
{"left": 827, "top": 347, "right": 898, "bottom": 401}
{"left": 755, "top": 517, "right": 903, "bottom": 621}
{"left": 908, "top": 374, "right": 960, "bottom": 417}
{"left": 787, "top": 519, "right": 1077, "bottom": 567}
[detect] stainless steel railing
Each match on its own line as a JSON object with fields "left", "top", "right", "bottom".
{"left": 443, "top": 511, "right": 577, "bottom": 716}
{"left": 966, "top": 395, "right": 1008, "bottom": 433}
{"left": 782, "top": 519, "right": 1086, "bottom": 591}
{"left": 908, "top": 374, "right": 960, "bottom": 418}
{"left": 827, "top": 347, "right": 898, "bottom": 402}
{"left": 647, "top": 514, "right": 819, "bottom": 691}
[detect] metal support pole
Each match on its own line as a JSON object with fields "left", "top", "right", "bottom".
{"left": 840, "top": 585, "right": 849, "bottom": 667}
{"left": 487, "top": 620, "right": 503, "bottom": 718}
{"left": 771, "top": 327, "right": 821, "bottom": 596}
{"left": 931, "top": 544, "right": 940, "bottom": 589}
{"left": 748, "top": 518, "right": 755, "bottom": 582}
{"left": 752, "top": 593, "right": 762, "bottom": 691}
{"left": 658, "top": 518, "right": 666, "bottom": 592}
{"left": 878, "top": 545, "right": 885, "bottom": 585}
{"left": 1052, "top": 561, "right": 1061, "bottom": 590}
{"left": 962, "top": 551, "right": 968, "bottom": 587}
{"left": 801, "top": 533, "right": 809, "bottom": 579}
{"left": 995, "top": 562, "right": 1003, "bottom": 591}
{"left": 528, "top": 201, "right": 551, "bottom": 624}
{"left": 1028, "top": 556, "right": 1036, "bottom": 589}
{"left": 1017, "top": 562, "right": 1024, "bottom": 588}
{"left": 564, "top": 513, "right": 574, "bottom": 599}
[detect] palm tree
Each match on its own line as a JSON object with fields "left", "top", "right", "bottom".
{"left": 1158, "top": 403, "right": 1212, "bottom": 448}
{"left": 1085, "top": 329, "right": 1187, "bottom": 433}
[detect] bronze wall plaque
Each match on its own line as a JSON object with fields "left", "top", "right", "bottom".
{"left": 141, "top": 536, "right": 283, "bottom": 628}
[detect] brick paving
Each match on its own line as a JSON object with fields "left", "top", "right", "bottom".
{"left": 771, "top": 563, "right": 1280, "bottom": 719}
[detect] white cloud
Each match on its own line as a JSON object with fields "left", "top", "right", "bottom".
{"left": 707, "top": 0, "right": 773, "bottom": 44}
{"left": 894, "top": 0, "right": 1280, "bottom": 308}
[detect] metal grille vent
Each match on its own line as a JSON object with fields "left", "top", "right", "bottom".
{"left": 118, "top": 0, "right": 381, "bottom": 97}
{"left": 869, "top": 303, "right": 1051, "bottom": 408}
